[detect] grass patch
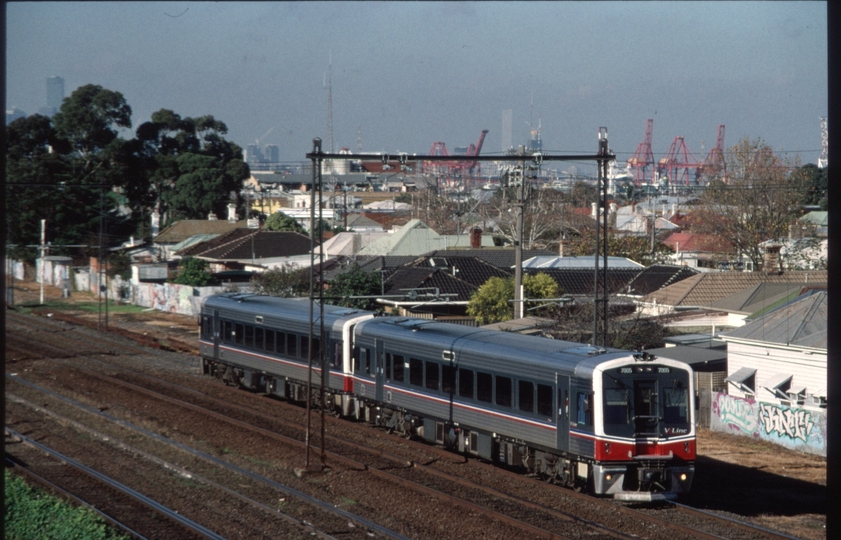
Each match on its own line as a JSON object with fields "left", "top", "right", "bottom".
{"left": 4, "top": 469, "right": 130, "bottom": 539}
{"left": 341, "top": 496, "right": 357, "bottom": 506}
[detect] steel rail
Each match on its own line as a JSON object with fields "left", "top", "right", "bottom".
{"left": 4, "top": 454, "right": 149, "bottom": 540}
{"left": 667, "top": 501, "right": 803, "bottom": 540}
{"left": 6, "top": 373, "right": 410, "bottom": 540}
{"left": 5, "top": 427, "right": 225, "bottom": 540}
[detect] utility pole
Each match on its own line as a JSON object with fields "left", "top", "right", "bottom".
{"left": 39, "top": 220, "right": 47, "bottom": 305}
{"left": 593, "top": 128, "right": 612, "bottom": 347}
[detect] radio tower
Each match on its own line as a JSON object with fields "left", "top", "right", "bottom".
{"left": 818, "top": 117, "right": 828, "bottom": 169}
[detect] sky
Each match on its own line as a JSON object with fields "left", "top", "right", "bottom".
{"left": 6, "top": 2, "right": 828, "bottom": 173}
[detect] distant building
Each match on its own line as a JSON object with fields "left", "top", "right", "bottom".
{"left": 6, "top": 107, "right": 27, "bottom": 125}
{"left": 264, "top": 144, "right": 279, "bottom": 163}
{"left": 47, "top": 76, "right": 64, "bottom": 109}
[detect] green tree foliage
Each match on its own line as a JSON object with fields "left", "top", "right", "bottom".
{"left": 135, "top": 110, "right": 250, "bottom": 225}
{"left": 327, "top": 264, "right": 382, "bottom": 310}
{"left": 795, "top": 163, "right": 828, "bottom": 210}
{"left": 467, "top": 273, "right": 562, "bottom": 324}
{"left": 264, "top": 211, "right": 306, "bottom": 233}
{"left": 170, "top": 257, "right": 216, "bottom": 286}
{"left": 693, "top": 137, "right": 809, "bottom": 270}
{"left": 565, "top": 232, "right": 673, "bottom": 266}
{"left": 251, "top": 266, "right": 309, "bottom": 297}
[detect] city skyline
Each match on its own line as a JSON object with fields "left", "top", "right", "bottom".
{"left": 7, "top": 2, "right": 828, "bottom": 169}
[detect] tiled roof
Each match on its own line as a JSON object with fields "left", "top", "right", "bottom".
{"left": 662, "top": 232, "right": 734, "bottom": 254}
{"left": 153, "top": 220, "right": 248, "bottom": 244}
{"left": 624, "top": 264, "right": 700, "bottom": 296}
{"left": 422, "top": 249, "right": 556, "bottom": 269}
{"left": 411, "top": 256, "right": 512, "bottom": 288}
{"left": 708, "top": 282, "right": 819, "bottom": 315}
{"left": 721, "top": 290, "right": 827, "bottom": 349}
{"left": 643, "top": 270, "right": 828, "bottom": 308}
{"left": 382, "top": 267, "right": 477, "bottom": 302}
{"left": 182, "top": 229, "right": 314, "bottom": 261}
{"left": 525, "top": 268, "right": 641, "bottom": 296}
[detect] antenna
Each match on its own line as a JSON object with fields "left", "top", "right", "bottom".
{"left": 356, "top": 125, "right": 362, "bottom": 154}
{"left": 326, "top": 51, "right": 334, "bottom": 154}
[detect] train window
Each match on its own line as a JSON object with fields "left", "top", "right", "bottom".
{"left": 301, "top": 335, "right": 309, "bottom": 359}
{"left": 222, "top": 320, "right": 233, "bottom": 342}
{"left": 244, "top": 325, "right": 254, "bottom": 348}
{"left": 663, "top": 387, "right": 689, "bottom": 424}
{"left": 287, "top": 333, "right": 297, "bottom": 357}
{"left": 366, "top": 349, "right": 372, "bottom": 376}
{"left": 477, "top": 372, "right": 492, "bottom": 403}
{"left": 234, "top": 323, "right": 244, "bottom": 345}
{"left": 496, "top": 376, "right": 512, "bottom": 408}
{"left": 518, "top": 380, "right": 534, "bottom": 413}
{"left": 458, "top": 368, "right": 474, "bottom": 399}
{"left": 352, "top": 346, "right": 360, "bottom": 373}
{"left": 332, "top": 342, "right": 341, "bottom": 369}
{"left": 392, "top": 354, "right": 404, "bottom": 383}
{"left": 603, "top": 388, "right": 630, "bottom": 425}
{"left": 442, "top": 365, "right": 456, "bottom": 394}
{"left": 201, "top": 316, "right": 212, "bottom": 339}
{"left": 254, "top": 327, "right": 264, "bottom": 350}
{"left": 425, "top": 361, "right": 439, "bottom": 391}
{"left": 410, "top": 358, "right": 423, "bottom": 387}
{"left": 577, "top": 393, "right": 592, "bottom": 426}
{"left": 265, "top": 330, "right": 275, "bottom": 352}
{"left": 312, "top": 338, "right": 321, "bottom": 363}
{"left": 537, "top": 384, "right": 553, "bottom": 417}
{"left": 385, "top": 352, "right": 391, "bottom": 380}
{"left": 276, "top": 332, "right": 286, "bottom": 355}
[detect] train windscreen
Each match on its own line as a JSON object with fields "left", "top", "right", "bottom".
{"left": 602, "top": 365, "right": 691, "bottom": 438}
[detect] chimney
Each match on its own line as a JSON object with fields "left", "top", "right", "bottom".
{"left": 470, "top": 227, "right": 482, "bottom": 248}
{"left": 764, "top": 243, "right": 783, "bottom": 274}
{"left": 227, "top": 202, "right": 237, "bottom": 222}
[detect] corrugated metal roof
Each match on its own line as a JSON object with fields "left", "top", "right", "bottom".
{"left": 154, "top": 220, "right": 247, "bottom": 244}
{"left": 721, "top": 290, "right": 827, "bottom": 349}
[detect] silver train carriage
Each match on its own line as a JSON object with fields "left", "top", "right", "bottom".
{"left": 199, "top": 294, "right": 695, "bottom": 501}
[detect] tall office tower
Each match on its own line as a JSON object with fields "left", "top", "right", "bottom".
{"left": 47, "top": 76, "right": 64, "bottom": 109}
{"left": 501, "top": 109, "right": 512, "bottom": 152}
{"left": 264, "top": 144, "right": 279, "bottom": 163}
{"left": 245, "top": 144, "right": 263, "bottom": 164}
{"left": 38, "top": 76, "right": 66, "bottom": 116}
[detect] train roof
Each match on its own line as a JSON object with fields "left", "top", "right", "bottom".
{"left": 202, "top": 293, "right": 374, "bottom": 335}
{"left": 354, "top": 316, "right": 631, "bottom": 377}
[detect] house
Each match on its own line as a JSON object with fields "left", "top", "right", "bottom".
{"left": 356, "top": 219, "right": 493, "bottom": 257}
{"left": 661, "top": 231, "right": 736, "bottom": 271}
{"left": 638, "top": 269, "right": 827, "bottom": 325}
{"left": 318, "top": 231, "right": 389, "bottom": 257}
{"left": 153, "top": 218, "right": 249, "bottom": 260}
{"left": 715, "top": 290, "right": 827, "bottom": 456}
{"left": 177, "top": 228, "right": 315, "bottom": 273}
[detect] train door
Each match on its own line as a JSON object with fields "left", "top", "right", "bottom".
{"left": 556, "top": 374, "right": 570, "bottom": 452}
{"left": 375, "top": 339, "right": 385, "bottom": 402}
{"left": 633, "top": 379, "right": 658, "bottom": 435}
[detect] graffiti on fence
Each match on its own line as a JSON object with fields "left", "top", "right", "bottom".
{"left": 711, "top": 393, "right": 759, "bottom": 434}
{"left": 711, "top": 393, "right": 826, "bottom": 456}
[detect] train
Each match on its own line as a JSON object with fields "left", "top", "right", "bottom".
{"left": 199, "top": 293, "right": 695, "bottom": 501}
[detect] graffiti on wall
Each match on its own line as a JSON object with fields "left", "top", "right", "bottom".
{"left": 711, "top": 393, "right": 826, "bottom": 456}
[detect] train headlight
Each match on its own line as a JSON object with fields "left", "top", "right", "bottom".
{"left": 605, "top": 474, "right": 613, "bottom": 481}
{"left": 679, "top": 473, "right": 688, "bottom": 482}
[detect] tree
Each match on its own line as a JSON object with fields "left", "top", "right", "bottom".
{"left": 251, "top": 266, "right": 309, "bottom": 297}
{"left": 327, "top": 264, "right": 382, "bottom": 310}
{"left": 564, "top": 232, "right": 673, "bottom": 266}
{"left": 264, "top": 212, "right": 306, "bottom": 233}
{"left": 134, "top": 109, "right": 250, "bottom": 226}
{"left": 693, "top": 137, "right": 809, "bottom": 271}
{"left": 796, "top": 163, "right": 828, "bottom": 210}
{"left": 466, "top": 273, "right": 562, "bottom": 324}
{"left": 170, "top": 257, "right": 216, "bottom": 286}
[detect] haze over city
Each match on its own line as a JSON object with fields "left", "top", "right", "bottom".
{"left": 7, "top": 1, "right": 828, "bottom": 171}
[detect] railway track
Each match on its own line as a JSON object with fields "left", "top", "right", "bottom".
{"left": 6, "top": 310, "right": 818, "bottom": 539}
{"left": 5, "top": 428, "right": 224, "bottom": 540}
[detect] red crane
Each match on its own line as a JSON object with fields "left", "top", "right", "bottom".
{"left": 627, "top": 119, "right": 655, "bottom": 186}
{"left": 424, "top": 130, "right": 489, "bottom": 177}
{"left": 658, "top": 136, "right": 702, "bottom": 185}
{"left": 698, "top": 125, "right": 726, "bottom": 182}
